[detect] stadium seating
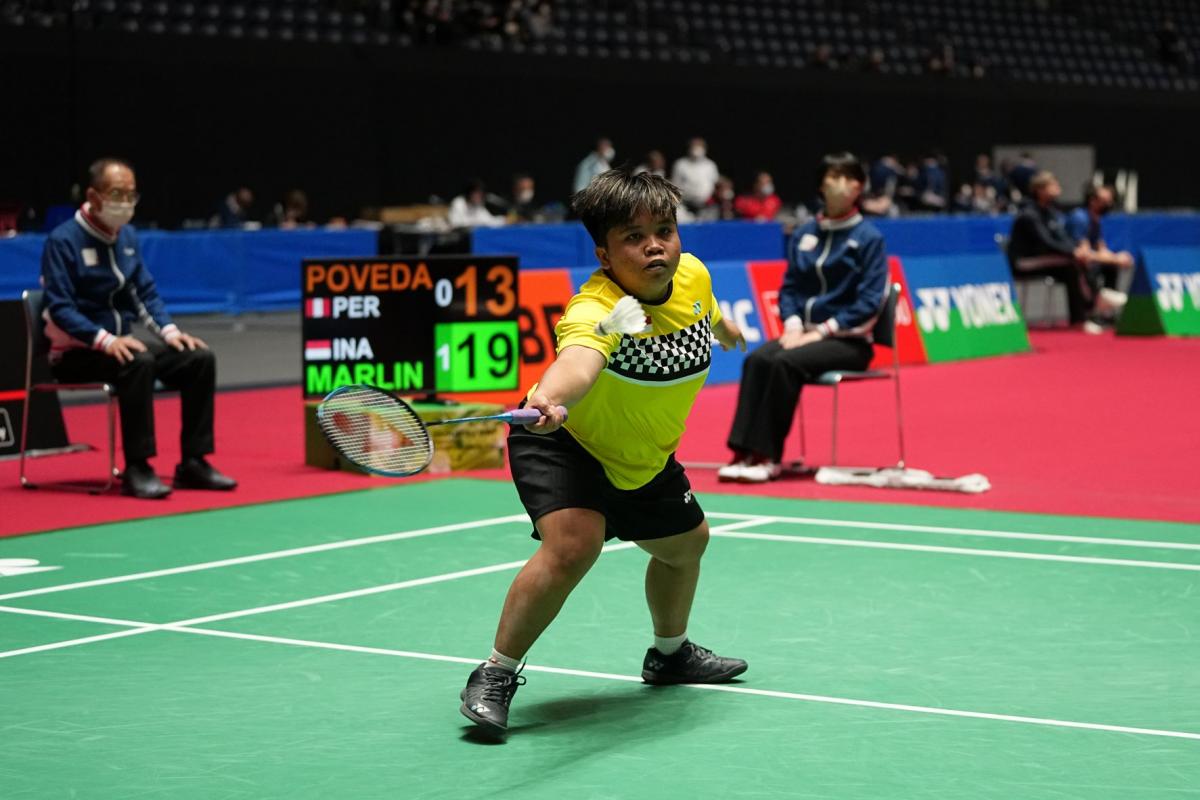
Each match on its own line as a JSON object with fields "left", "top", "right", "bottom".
{"left": 1, "top": 0, "right": 1196, "bottom": 92}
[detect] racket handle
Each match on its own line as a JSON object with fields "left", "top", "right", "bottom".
{"left": 508, "top": 406, "right": 568, "bottom": 424}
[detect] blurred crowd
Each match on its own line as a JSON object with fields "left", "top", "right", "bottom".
{"left": 0, "top": 137, "right": 1122, "bottom": 238}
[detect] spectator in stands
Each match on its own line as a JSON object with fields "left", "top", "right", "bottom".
{"left": 734, "top": 171, "right": 782, "bottom": 222}
{"left": 1067, "top": 184, "right": 1134, "bottom": 307}
{"left": 573, "top": 137, "right": 615, "bottom": 193}
{"left": 40, "top": 158, "right": 237, "bottom": 499}
{"left": 809, "top": 43, "right": 838, "bottom": 70}
{"left": 211, "top": 187, "right": 255, "bottom": 229}
{"left": 699, "top": 175, "right": 737, "bottom": 221}
{"left": 719, "top": 152, "right": 887, "bottom": 483}
{"left": 507, "top": 173, "right": 542, "bottom": 222}
{"left": 449, "top": 178, "right": 506, "bottom": 228}
{"left": 972, "top": 153, "right": 1007, "bottom": 202}
{"left": 1006, "top": 153, "right": 1038, "bottom": 199}
{"left": 671, "top": 137, "right": 720, "bottom": 215}
{"left": 635, "top": 149, "right": 667, "bottom": 179}
{"left": 1007, "top": 170, "right": 1110, "bottom": 329}
{"left": 863, "top": 154, "right": 902, "bottom": 216}
{"left": 268, "top": 189, "right": 314, "bottom": 229}
{"left": 915, "top": 151, "right": 949, "bottom": 211}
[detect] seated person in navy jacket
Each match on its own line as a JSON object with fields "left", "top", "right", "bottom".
{"left": 40, "top": 158, "right": 237, "bottom": 499}
{"left": 719, "top": 152, "right": 888, "bottom": 483}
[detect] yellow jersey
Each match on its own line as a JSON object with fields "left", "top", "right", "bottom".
{"left": 546, "top": 252, "right": 723, "bottom": 489}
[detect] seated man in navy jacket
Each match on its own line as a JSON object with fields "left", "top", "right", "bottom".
{"left": 40, "top": 158, "right": 236, "bottom": 499}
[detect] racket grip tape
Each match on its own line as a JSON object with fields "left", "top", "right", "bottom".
{"left": 508, "top": 406, "right": 568, "bottom": 424}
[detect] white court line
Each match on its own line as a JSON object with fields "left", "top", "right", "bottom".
{"left": 159, "top": 627, "right": 1200, "bottom": 743}
{"left": 12, "top": 604, "right": 1193, "bottom": 742}
{"left": 706, "top": 511, "right": 1200, "bottom": 552}
{"left": 0, "top": 514, "right": 529, "bottom": 602}
{"left": 710, "top": 530, "right": 1200, "bottom": 572}
{"left": 0, "top": 523, "right": 774, "bottom": 660}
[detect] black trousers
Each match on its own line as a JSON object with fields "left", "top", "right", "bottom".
{"left": 51, "top": 338, "right": 217, "bottom": 463}
{"left": 726, "top": 336, "right": 874, "bottom": 462}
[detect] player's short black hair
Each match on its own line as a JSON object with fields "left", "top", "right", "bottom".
{"left": 571, "top": 168, "right": 682, "bottom": 247}
{"left": 87, "top": 157, "right": 134, "bottom": 190}
{"left": 817, "top": 151, "right": 867, "bottom": 189}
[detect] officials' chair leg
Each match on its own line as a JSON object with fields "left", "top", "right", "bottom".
{"left": 18, "top": 392, "right": 32, "bottom": 489}
{"left": 892, "top": 357, "right": 907, "bottom": 470}
{"left": 830, "top": 382, "right": 840, "bottom": 467}
{"left": 96, "top": 391, "right": 119, "bottom": 494}
{"left": 798, "top": 394, "right": 807, "bottom": 462}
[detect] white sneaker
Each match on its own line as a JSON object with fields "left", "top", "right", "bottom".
{"left": 1097, "top": 288, "right": 1127, "bottom": 314}
{"left": 740, "top": 461, "right": 782, "bottom": 483}
{"left": 1082, "top": 320, "right": 1105, "bottom": 335}
{"left": 717, "top": 461, "right": 749, "bottom": 482}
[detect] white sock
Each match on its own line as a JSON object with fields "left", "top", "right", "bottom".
{"left": 486, "top": 648, "right": 520, "bottom": 672}
{"left": 654, "top": 632, "right": 687, "bottom": 655}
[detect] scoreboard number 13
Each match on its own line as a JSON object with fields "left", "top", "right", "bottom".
{"left": 433, "top": 321, "right": 519, "bottom": 392}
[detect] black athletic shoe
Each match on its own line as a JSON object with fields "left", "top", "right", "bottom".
{"left": 641, "top": 640, "right": 748, "bottom": 685}
{"left": 459, "top": 663, "right": 525, "bottom": 738}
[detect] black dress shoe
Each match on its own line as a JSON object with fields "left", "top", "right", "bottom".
{"left": 174, "top": 457, "right": 238, "bottom": 491}
{"left": 120, "top": 461, "right": 172, "bottom": 499}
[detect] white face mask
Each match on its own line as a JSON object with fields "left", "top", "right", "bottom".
{"left": 760, "top": 182, "right": 775, "bottom": 196}
{"left": 96, "top": 201, "right": 135, "bottom": 230}
{"left": 516, "top": 189, "right": 535, "bottom": 204}
{"left": 602, "top": 147, "right": 615, "bottom": 161}
{"left": 690, "top": 146, "right": 706, "bottom": 159}
{"left": 824, "top": 178, "right": 859, "bottom": 207}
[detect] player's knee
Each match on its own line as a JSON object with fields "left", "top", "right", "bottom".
{"left": 683, "top": 521, "right": 710, "bottom": 561}
{"left": 548, "top": 535, "right": 603, "bottom": 575}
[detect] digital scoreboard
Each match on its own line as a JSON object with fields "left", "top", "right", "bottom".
{"left": 301, "top": 255, "right": 520, "bottom": 398}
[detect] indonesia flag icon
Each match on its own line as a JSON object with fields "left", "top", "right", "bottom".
{"left": 304, "top": 339, "right": 332, "bottom": 361}
{"left": 306, "top": 298, "right": 329, "bottom": 318}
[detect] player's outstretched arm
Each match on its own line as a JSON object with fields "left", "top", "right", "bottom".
{"left": 713, "top": 317, "right": 746, "bottom": 352}
{"left": 524, "top": 345, "right": 607, "bottom": 434}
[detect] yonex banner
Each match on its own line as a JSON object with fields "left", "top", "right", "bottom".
{"left": 1117, "top": 247, "right": 1200, "bottom": 336}
{"left": 901, "top": 253, "right": 1031, "bottom": 362}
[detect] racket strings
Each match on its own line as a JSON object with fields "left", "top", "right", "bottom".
{"left": 317, "top": 388, "right": 432, "bottom": 475}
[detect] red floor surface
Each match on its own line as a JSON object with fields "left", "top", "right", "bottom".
{"left": 3, "top": 329, "right": 1198, "bottom": 538}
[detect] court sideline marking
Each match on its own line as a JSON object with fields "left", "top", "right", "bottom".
{"left": 1, "top": 515, "right": 1197, "bottom": 742}
{"left": 4, "top": 508, "right": 1197, "bottom": 605}
{"left": 712, "top": 528, "right": 1200, "bottom": 572}
{"left": 0, "top": 513, "right": 530, "bottom": 602}
{"left": 3, "top": 602, "right": 1197, "bottom": 743}
{"left": 0, "top": 519, "right": 775, "bottom": 659}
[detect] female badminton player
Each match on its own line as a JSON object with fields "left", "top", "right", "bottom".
{"left": 459, "top": 169, "right": 748, "bottom": 739}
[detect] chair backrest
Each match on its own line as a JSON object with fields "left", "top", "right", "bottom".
{"left": 871, "top": 282, "right": 901, "bottom": 349}
{"left": 21, "top": 289, "right": 51, "bottom": 359}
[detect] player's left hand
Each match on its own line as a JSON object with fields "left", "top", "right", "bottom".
{"left": 714, "top": 317, "right": 747, "bottom": 352}
{"left": 168, "top": 332, "right": 208, "bottom": 352}
{"left": 523, "top": 393, "right": 567, "bottom": 435}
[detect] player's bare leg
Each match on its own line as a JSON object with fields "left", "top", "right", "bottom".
{"left": 637, "top": 520, "right": 748, "bottom": 685}
{"left": 460, "top": 508, "right": 605, "bottom": 738}
{"left": 638, "top": 520, "right": 709, "bottom": 638}
{"left": 493, "top": 507, "right": 606, "bottom": 658}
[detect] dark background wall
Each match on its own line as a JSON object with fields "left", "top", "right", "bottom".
{"left": 4, "top": 27, "right": 1197, "bottom": 226}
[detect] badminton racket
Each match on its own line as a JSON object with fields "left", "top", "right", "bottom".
{"left": 316, "top": 384, "right": 566, "bottom": 477}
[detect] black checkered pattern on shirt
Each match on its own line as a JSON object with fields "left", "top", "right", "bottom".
{"left": 607, "top": 317, "right": 712, "bottom": 383}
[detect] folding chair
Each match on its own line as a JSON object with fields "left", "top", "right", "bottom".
{"left": 996, "top": 232, "right": 1065, "bottom": 327}
{"left": 796, "top": 282, "right": 906, "bottom": 468}
{"left": 19, "top": 289, "right": 120, "bottom": 493}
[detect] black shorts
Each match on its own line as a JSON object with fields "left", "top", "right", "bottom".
{"left": 507, "top": 424, "right": 705, "bottom": 542}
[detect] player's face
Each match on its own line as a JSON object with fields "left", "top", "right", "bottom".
{"left": 597, "top": 210, "right": 681, "bottom": 303}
